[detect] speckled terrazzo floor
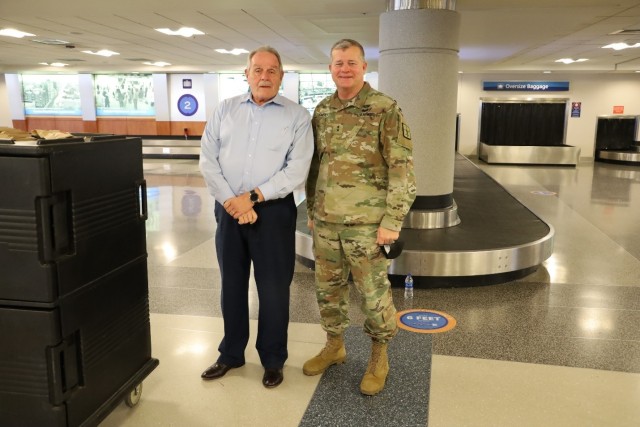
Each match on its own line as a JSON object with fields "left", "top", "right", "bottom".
{"left": 299, "top": 327, "right": 431, "bottom": 427}
{"left": 101, "top": 157, "right": 640, "bottom": 427}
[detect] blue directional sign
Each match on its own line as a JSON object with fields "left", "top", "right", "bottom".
{"left": 177, "top": 94, "right": 198, "bottom": 116}
{"left": 483, "top": 81, "right": 569, "bottom": 91}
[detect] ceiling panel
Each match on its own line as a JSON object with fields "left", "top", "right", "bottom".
{"left": 0, "top": 0, "right": 640, "bottom": 74}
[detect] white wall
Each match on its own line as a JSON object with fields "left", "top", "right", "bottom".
{"left": 457, "top": 73, "right": 640, "bottom": 159}
{"left": 78, "top": 74, "right": 96, "bottom": 121}
{"left": 0, "top": 74, "right": 10, "bottom": 127}
{"left": 282, "top": 72, "right": 299, "bottom": 103}
{"left": 203, "top": 73, "right": 219, "bottom": 120}
{"left": 152, "top": 74, "right": 170, "bottom": 122}
{"left": 168, "top": 74, "right": 207, "bottom": 122}
{"left": 3, "top": 74, "right": 25, "bottom": 124}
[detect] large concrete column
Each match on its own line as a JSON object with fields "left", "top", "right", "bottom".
{"left": 379, "top": 0, "right": 460, "bottom": 228}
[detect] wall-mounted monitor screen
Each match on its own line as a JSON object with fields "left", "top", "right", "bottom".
{"left": 21, "top": 74, "right": 81, "bottom": 116}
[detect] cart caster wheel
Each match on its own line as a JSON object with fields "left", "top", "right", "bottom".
{"left": 124, "top": 383, "right": 143, "bottom": 408}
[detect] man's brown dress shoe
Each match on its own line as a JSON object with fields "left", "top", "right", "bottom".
{"left": 201, "top": 362, "right": 243, "bottom": 380}
{"left": 262, "top": 368, "right": 284, "bottom": 388}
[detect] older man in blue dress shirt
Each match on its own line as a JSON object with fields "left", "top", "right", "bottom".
{"left": 199, "top": 46, "right": 313, "bottom": 388}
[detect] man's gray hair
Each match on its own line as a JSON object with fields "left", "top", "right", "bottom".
{"left": 246, "top": 46, "right": 283, "bottom": 70}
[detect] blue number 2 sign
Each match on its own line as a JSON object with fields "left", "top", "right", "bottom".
{"left": 177, "top": 94, "right": 198, "bottom": 117}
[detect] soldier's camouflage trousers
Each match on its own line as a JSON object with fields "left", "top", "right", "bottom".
{"left": 312, "top": 220, "right": 397, "bottom": 343}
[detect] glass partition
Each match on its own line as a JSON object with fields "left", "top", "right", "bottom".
{"left": 299, "top": 73, "right": 335, "bottom": 113}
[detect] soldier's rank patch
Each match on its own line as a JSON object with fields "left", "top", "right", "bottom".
{"left": 402, "top": 123, "right": 411, "bottom": 140}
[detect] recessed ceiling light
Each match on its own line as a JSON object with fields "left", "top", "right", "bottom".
{"left": 609, "top": 29, "right": 640, "bottom": 35}
{"left": 543, "top": 70, "right": 551, "bottom": 74}
{"left": 602, "top": 42, "right": 640, "bottom": 50}
{"left": 0, "top": 28, "right": 35, "bottom": 38}
{"left": 555, "top": 58, "right": 588, "bottom": 64}
{"left": 39, "top": 62, "right": 68, "bottom": 67}
{"left": 155, "top": 27, "right": 204, "bottom": 37}
{"left": 143, "top": 61, "right": 171, "bottom": 67}
{"left": 82, "top": 49, "right": 119, "bottom": 57}
{"left": 215, "top": 48, "right": 249, "bottom": 55}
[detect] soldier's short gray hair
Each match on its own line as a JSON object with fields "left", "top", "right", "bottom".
{"left": 330, "top": 39, "right": 366, "bottom": 62}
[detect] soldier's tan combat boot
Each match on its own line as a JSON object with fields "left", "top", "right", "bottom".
{"left": 360, "top": 340, "right": 389, "bottom": 396}
{"left": 303, "top": 333, "right": 346, "bottom": 376}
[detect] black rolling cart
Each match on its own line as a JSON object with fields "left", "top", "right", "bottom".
{"left": 0, "top": 136, "right": 158, "bottom": 426}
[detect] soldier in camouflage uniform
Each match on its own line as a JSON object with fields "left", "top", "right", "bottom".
{"left": 303, "top": 39, "right": 416, "bottom": 396}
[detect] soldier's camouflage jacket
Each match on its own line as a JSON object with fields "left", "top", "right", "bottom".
{"left": 306, "top": 82, "right": 417, "bottom": 231}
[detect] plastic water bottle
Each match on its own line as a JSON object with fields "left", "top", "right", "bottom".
{"left": 404, "top": 273, "right": 414, "bottom": 299}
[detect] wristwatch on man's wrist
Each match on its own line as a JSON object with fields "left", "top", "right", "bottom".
{"left": 249, "top": 189, "right": 260, "bottom": 204}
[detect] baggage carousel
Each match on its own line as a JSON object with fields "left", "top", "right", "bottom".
{"left": 479, "top": 142, "right": 580, "bottom": 166}
{"left": 295, "top": 154, "right": 555, "bottom": 288}
{"left": 596, "top": 145, "right": 640, "bottom": 165}
{"left": 142, "top": 137, "right": 200, "bottom": 159}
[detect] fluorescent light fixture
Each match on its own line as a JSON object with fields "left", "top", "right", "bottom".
{"left": 32, "top": 39, "right": 70, "bottom": 45}
{"left": 602, "top": 42, "right": 640, "bottom": 50}
{"left": 543, "top": 70, "right": 551, "bottom": 74}
{"left": 0, "top": 28, "right": 35, "bottom": 38}
{"left": 39, "top": 62, "right": 68, "bottom": 67}
{"left": 215, "top": 48, "right": 249, "bottom": 55}
{"left": 82, "top": 49, "right": 119, "bottom": 57}
{"left": 143, "top": 61, "right": 171, "bottom": 67}
{"left": 155, "top": 27, "right": 204, "bottom": 37}
{"left": 555, "top": 58, "right": 588, "bottom": 64}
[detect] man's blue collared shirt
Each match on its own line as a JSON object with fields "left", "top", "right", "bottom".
{"left": 199, "top": 93, "right": 313, "bottom": 204}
